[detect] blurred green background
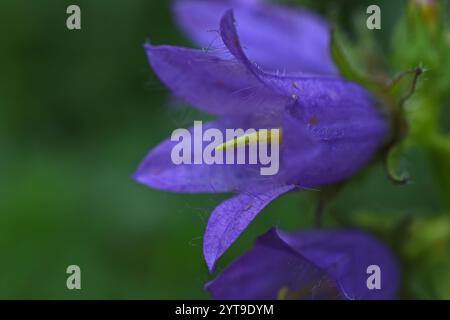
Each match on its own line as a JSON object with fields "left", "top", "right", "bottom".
{"left": 0, "top": 0, "right": 448, "bottom": 299}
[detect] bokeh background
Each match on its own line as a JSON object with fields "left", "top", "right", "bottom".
{"left": 0, "top": 0, "right": 449, "bottom": 299}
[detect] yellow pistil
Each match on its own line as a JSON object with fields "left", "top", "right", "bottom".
{"left": 215, "top": 129, "right": 282, "bottom": 152}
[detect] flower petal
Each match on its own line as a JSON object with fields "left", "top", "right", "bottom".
{"left": 133, "top": 120, "right": 272, "bottom": 193}
{"left": 207, "top": 228, "right": 399, "bottom": 300}
{"left": 218, "top": 10, "right": 382, "bottom": 116}
{"left": 206, "top": 228, "right": 341, "bottom": 299}
{"left": 174, "top": 0, "right": 337, "bottom": 75}
{"left": 220, "top": 10, "right": 388, "bottom": 187}
{"left": 278, "top": 97, "right": 388, "bottom": 188}
{"left": 145, "top": 43, "right": 287, "bottom": 116}
{"left": 277, "top": 229, "right": 399, "bottom": 300}
{"left": 203, "top": 185, "right": 295, "bottom": 271}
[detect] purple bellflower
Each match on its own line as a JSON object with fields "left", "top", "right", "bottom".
{"left": 134, "top": 4, "right": 388, "bottom": 271}
{"left": 172, "top": 0, "right": 338, "bottom": 75}
{"left": 207, "top": 228, "right": 399, "bottom": 300}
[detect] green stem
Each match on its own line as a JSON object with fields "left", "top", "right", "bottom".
{"left": 410, "top": 97, "right": 450, "bottom": 211}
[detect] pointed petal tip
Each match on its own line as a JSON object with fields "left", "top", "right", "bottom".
{"left": 206, "top": 255, "right": 217, "bottom": 273}
{"left": 131, "top": 166, "right": 159, "bottom": 191}
{"left": 202, "top": 185, "right": 295, "bottom": 273}
{"left": 131, "top": 169, "right": 146, "bottom": 186}
{"left": 223, "top": 8, "right": 235, "bottom": 19}
{"left": 143, "top": 43, "right": 152, "bottom": 50}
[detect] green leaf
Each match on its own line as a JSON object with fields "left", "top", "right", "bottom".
{"left": 331, "top": 30, "right": 364, "bottom": 83}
